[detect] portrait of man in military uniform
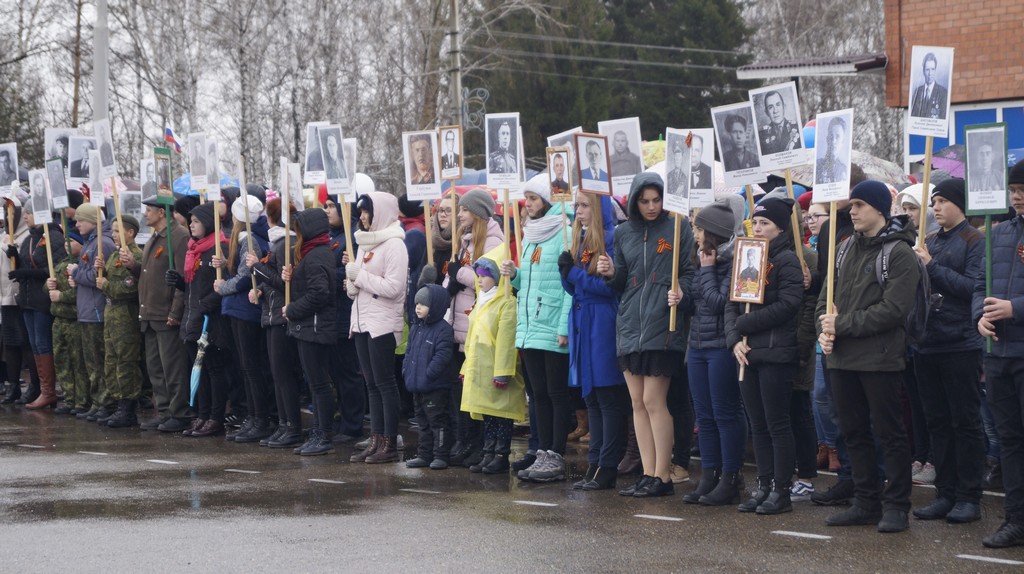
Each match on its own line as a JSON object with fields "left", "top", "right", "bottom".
{"left": 488, "top": 120, "right": 517, "bottom": 174}
{"left": 756, "top": 89, "right": 802, "bottom": 156}
{"left": 815, "top": 116, "right": 849, "bottom": 186}
{"left": 718, "top": 113, "right": 759, "bottom": 172}
{"left": 967, "top": 135, "right": 1005, "bottom": 193}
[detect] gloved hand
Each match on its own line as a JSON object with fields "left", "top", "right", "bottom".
{"left": 5, "top": 245, "right": 19, "bottom": 260}
{"left": 557, "top": 251, "right": 574, "bottom": 281}
{"left": 8, "top": 269, "right": 29, "bottom": 282}
{"left": 165, "top": 269, "right": 185, "bottom": 290}
{"left": 492, "top": 376, "right": 509, "bottom": 390}
{"left": 345, "top": 262, "right": 360, "bottom": 285}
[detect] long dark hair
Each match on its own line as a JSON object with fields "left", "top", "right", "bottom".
{"left": 693, "top": 229, "right": 728, "bottom": 266}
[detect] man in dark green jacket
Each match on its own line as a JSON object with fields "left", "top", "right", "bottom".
{"left": 816, "top": 180, "right": 919, "bottom": 534}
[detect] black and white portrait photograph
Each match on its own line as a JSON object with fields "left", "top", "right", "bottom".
{"left": 403, "top": 130, "right": 442, "bottom": 201}
{"left": 965, "top": 124, "right": 1008, "bottom": 215}
{"left": 93, "top": 119, "right": 117, "bottom": 180}
{"left": 907, "top": 45, "right": 955, "bottom": 138}
{"left": 598, "top": 117, "right": 644, "bottom": 196}
{"left": 68, "top": 136, "right": 97, "bottom": 181}
{"left": 547, "top": 148, "right": 571, "bottom": 196}
{"left": 45, "top": 158, "right": 69, "bottom": 210}
{"left": 189, "top": 132, "right": 207, "bottom": 190}
{"left": 206, "top": 140, "right": 219, "bottom": 189}
{"left": 663, "top": 128, "right": 691, "bottom": 215}
{"left": 711, "top": 101, "right": 762, "bottom": 187}
{"left": 88, "top": 149, "right": 106, "bottom": 206}
{"left": 439, "top": 126, "right": 463, "bottom": 180}
{"left": 44, "top": 127, "right": 75, "bottom": 172}
{"left": 317, "top": 125, "right": 346, "bottom": 181}
{"left": 574, "top": 133, "right": 612, "bottom": 196}
{"left": 812, "top": 109, "right": 855, "bottom": 203}
{"left": 0, "top": 143, "right": 19, "bottom": 187}
{"left": 140, "top": 159, "right": 157, "bottom": 203}
{"left": 121, "top": 190, "right": 150, "bottom": 239}
{"left": 730, "top": 237, "right": 768, "bottom": 304}
{"left": 303, "top": 121, "right": 328, "bottom": 185}
{"left": 343, "top": 138, "right": 357, "bottom": 186}
{"left": 287, "top": 162, "right": 305, "bottom": 212}
{"left": 683, "top": 128, "right": 715, "bottom": 209}
{"left": 155, "top": 148, "right": 174, "bottom": 205}
{"left": 29, "top": 169, "right": 52, "bottom": 224}
{"left": 547, "top": 126, "right": 582, "bottom": 188}
{"left": 485, "top": 112, "right": 520, "bottom": 188}
{"left": 750, "top": 82, "right": 806, "bottom": 171}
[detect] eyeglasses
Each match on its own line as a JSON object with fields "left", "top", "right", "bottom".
{"left": 804, "top": 213, "right": 829, "bottom": 222}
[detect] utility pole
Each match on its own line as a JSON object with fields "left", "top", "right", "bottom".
{"left": 71, "top": 0, "right": 84, "bottom": 127}
{"left": 448, "top": 0, "right": 462, "bottom": 126}
{"left": 93, "top": 0, "right": 110, "bottom": 123}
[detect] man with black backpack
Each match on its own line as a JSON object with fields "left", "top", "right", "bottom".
{"left": 817, "top": 180, "right": 919, "bottom": 533}
{"left": 910, "top": 178, "right": 986, "bottom": 525}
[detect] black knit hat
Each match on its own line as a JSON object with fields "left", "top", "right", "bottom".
{"left": 189, "top": 202, "right": 216, "bottom": 236}
{"left": 1010, "top": 159, "right": 1024, "bottom": 186}
{"left": 932, "top": 178, "right": 965, "bottom": 214}
{"left": 752, "top": 197, "right": 794, "bottom": 232}
{"left": 850, "top": 180, "right": 892, "bottom": 217}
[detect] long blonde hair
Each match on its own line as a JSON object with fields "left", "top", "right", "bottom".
{"left": 464, "top": 213, "right": 490, "bottom": 263}
{"left": 227, "top": 220, "right": 243, "bottom": 274}
{"left": 570, "top": 194, "right": 606, "bottom": 275}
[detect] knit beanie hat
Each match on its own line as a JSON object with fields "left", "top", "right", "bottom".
{"left": 398, "top": 195, "right": 424, "bottom": 218}
{"left": 174, "top": 195, "right": 200, "bottom": 223}
{"left": 66, "top": 188, "right": 84, "bottom": 210}
{"left": 693, "top": 197, "right": 735, "bottom": 239}
{"left": 461, "top": 188, "right": 495, "bottom": 221}
{"left": 523, "top": 173, "right": 551, "bottom": 205}
{"left": 895, "top": 183, "right": 933, "bottom": 209}
{"left": 231, "top": 194, "right": 264, "bottom": 224}
{"left": 752, "top": 197, "right": 794, "bottom": 232}
{"left": 473, "top": 257, "right": 499, "bottom": 281}
{"left": 414, "top": 286, "right": 432, "bottom": 307}
{"left": 189, "top": 202, "right": 216, "bottom": 235}
{"left": 76, "top": 203, "right": 102, "bottom": 225}
{"left": 1010, "top": 159, "right": 1024, "bottom": 186}
{"left": 850, "top": 180, "right": 892, "bottom": 217}
{"left": 931, "top": 178, "right": 966, "bottom": 214}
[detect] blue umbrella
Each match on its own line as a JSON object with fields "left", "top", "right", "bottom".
{"left": 189, "top": 315, "right": 210, "bottom": 406}
{"left": 173, "top": 173, "right": 242, "bottom": 196}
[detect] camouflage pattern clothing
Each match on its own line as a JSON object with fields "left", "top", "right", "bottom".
{"left": 101, "top": 245, "right": 143, "bottom": 401}
{"left": 49, "top": 259, "right": 86, "bottom": 410}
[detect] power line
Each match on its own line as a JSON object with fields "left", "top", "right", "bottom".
{"left": 462, "top": 46, "right": 735, "bottom": 72}
{"left": 484, "top": 30, "right": 747, "bottom": 57}
{"left": 485, "top": 66, "right": 737, "bottom": 93}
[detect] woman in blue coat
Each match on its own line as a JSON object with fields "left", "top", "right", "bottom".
{"left": 559, "top": 191, "right": 626, "bottom": 490}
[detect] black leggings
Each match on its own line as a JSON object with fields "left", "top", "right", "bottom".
{"left": 331, "top": 335, "right": 366, "bottom": 437}
{"left": 186, "top": 340, "right": 227, "bottom": 423}
{"left": 298, "top": 340, "right": 335, "bottom": 433}
{"left": 521, "top": 348, "right": 570, "bottom": 455}
{"left": 267, "top": 324, "right": 302, "bottom": 428}
{"left": 354, "top": 331, "right": 399, "bottom": 436}
{"left": 230, "top": 317, "right": 272, "bottom": 419}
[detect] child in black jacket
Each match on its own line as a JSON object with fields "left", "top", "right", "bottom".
{"left": 403, "top": 284, "right": 455, "bottom": 469}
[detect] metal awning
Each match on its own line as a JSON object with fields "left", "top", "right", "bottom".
{"left": 736, "top": 53, "right": 887, "bottom": 80}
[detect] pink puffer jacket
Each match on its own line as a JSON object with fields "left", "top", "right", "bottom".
{"left": 444, "top": 218, "right": 504, "bottom": 345}
{"left": 348, "top": 192, "right": 409, "bottom": 342}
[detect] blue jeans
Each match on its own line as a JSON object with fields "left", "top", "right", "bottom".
{"left": 22, "top": 309, "right": 53, "bottom": 355}
{"left": 813, "top": 353, "right": 839, "bottom": 448}
{"left": 687, "top": 346, "right": 746, "bottom": 472}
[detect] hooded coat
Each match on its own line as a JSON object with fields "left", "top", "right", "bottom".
{"left": 915, "top": 218, "right": 984, "bottom": 354}
{"left": 510, "top": 200, "right": 573, "bottom": 353}
{"left": 604, "top": 172, "right": 695, "bottom": 357}
{"left": 560, "top": 195, "right": 624, "bottom": 396}
{"left": 402, "top": 284, "right": 455, "bottom": 393}
{"left": 0, "top": 202, "right": 28, "bottom": 306}
{"left": 684, "top": 237, "right": 736, "bottom": 350}
{"left": 177, "top": 226, "right": 227, "bottom": 344}
{"left": 348, "top": 191, "right": 408, "bottom": 342}
{"left": 446, "top": 217, "right": 504, "bottom": 345}
{"left": 286, "top": 209, "right": 337, "bottom": 344}
{"left": 16, "top": 224, "right": 67, "bottom": 314}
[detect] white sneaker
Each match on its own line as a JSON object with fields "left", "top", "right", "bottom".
{"left": 529, "top": 451, "right": 565, "bottom": 482}
{"left": 913, "top": 462, "right": 936, "bottom": 485}
{"left": 518, "top": 450, "right": 548, "bottom": 481}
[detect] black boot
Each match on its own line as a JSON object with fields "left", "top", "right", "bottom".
{"left": 469, "top": 436, "right": 496, "bottom": 473}
{"left": 17, "top": 380, "right": 39, "bottom": 405}
{"left": 226, "top": 417, "right": 255, "bottom": 441}
{"left": 738, "top": 476, "right": 771, "bottom": 513}
{"left": 683, "top": 468, "right": 721, "bottom": 504}
{"left": 756, "top": 482, "right": 793, "bottom": 515}
{"left": 699, "top": 471, "right": 745, "bottom": 506}
{"left": 235, "top": 418, "right": 275, "bottom": 443}
{"left": 482, "top": 435, "right": 512, "bottom": 474}
{"left": 107, "top": 400, "right": 139, "bottom": 428}
{"left": 1, "top": 380, "right": 21, "bottom": 404}
{"left": 268, "top": 423, "right": 304, "bottom": 448}
{"left": 260, "top": 425, "right": 287, "bottom": 447}
{"left": 94, "top": 404, "right": 118, "bottom": 424}
{"left": 573, "top": 465, "right": 598, "bottom": 489}
{"left": 581, "top": 467, "right": 618, "bottom": 491}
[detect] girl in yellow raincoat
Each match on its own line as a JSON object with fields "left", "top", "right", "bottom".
{"left": 460, "top": 245, "right": 526, "bottom": 474}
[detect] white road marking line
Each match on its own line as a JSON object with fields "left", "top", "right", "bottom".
{"left": 399, "top": 488, "right": 441, "bottom": 495}
{"left": 957, "top": 554, "right": 1024, "bottom": 566}
{"left": 634, "top": 514, "right": 683, "bottom": 522}
{"left": 78, "top": 451, "right": 109, "bottom": 456}
{"left": 308, "top": 479, "right": 346, "bottom": 485}
{"left": 772, "top": 531, "right": 832, "bottom": 540}
{"left": 513, "top": 500, "right": 558, "bottom": 507}
{"left": 224, "top": 469, "right": 261, "bottom": 474}
{"left": 146, "top": 459, "right": 179, "bottom": 465}
{"left": 16, "top": 444, "right": 44, "bottom": 449}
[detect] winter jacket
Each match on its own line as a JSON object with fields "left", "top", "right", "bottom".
{"left": 70, "top": 223, "right": 112, "bottom": 322}
{"left": 177, "top": 237, "right": 228, "bottom": 344}
{"left": 810, "top": 207, "right": 853, "bottom": 296}
{"left": 510, "top": 201, "right": 572, "bottom": 353}
{"left": 0, "top": 217, "right": 28, "bottom": 306}
{"left": 560, "top": 195, "right": 624, "bottom": 396}
{"left": 402, "top": 284, "right": 455, "bottom": 393}
{"left": 49, "top": 259, "right": 77, "bottom": 320}
{"left": 252, "top": 225, "right": 290, "bottom": 328}
{"left": 329, "top": 222, "right": 356, "bottom": 336}
{"left": 217, "top": 217, "right": 270, "bottom": 323}
{"left": 816, "top": 215, "right": 921, "bottom": 372}
{"left": 685, "top": 250, "right": 734, "bottom": 351}
{"left": 605, "top": 172, "right": 695, "bottom": 357}
{"left": 404, "top": 227, "right": 427, "bottom": 322}
{"left": 915, "top": 219, "right": 983, "bottom": 354}
{"left": 286, "top": 210, "right": 337, "bottom": 344}
{"left": 348, "top": 191, "right": 408, "bottom": 342}
{"left": 447, "top": 217, "right": 504, "bottom": 344}
{"left": 14, "top": 225, "right": 66, "bottom": 313}
{"left": 725, "top": 233, "right": 804, "bottom": 365}
{"left": 973, "top": 214, "right": 1024, "bottom": 358}
{"left": 134, "top": 221, "right": 189, "bottom": 327}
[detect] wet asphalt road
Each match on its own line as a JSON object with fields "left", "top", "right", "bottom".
{"left": 1, "top": 407, "right": 1022, "bottom": 572}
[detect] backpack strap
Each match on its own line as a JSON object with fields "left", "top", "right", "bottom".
{"left": 875, "top": 241, "right": 897, "bottom": 287}
{"left": 834, "top": 236, "right": 855, "bottom": 275}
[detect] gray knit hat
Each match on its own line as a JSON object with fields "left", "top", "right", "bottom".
{"left": 693, "top": 197, "right": 735, "bottom": 240}
{"left": 414, "top": 286, "right": 432, "bottom": 307}
{"left": 460, "top": 188, "right": 495, "bottom": 221}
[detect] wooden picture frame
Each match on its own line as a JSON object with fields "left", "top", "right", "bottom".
{"left": 730, "top": 237, "right": 769, "bottom": 304}
{"left": 546, "top": 146, "right": 573, "bottom": 202}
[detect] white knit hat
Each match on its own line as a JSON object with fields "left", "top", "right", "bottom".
{"left": 523, "top": 173, "right": 551, "bottom": 204}
{"left": 231, "top": 194, "right": 263, "bottom": 224}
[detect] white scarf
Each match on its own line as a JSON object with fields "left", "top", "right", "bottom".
{"left": 354, "top": 220, "right": 405, "bottom": 251}
{"left": 477, "top": 285, "right": 498, "bottom": 309}
{"left": 522, "top": 213, "right": 562, "bottom": 245}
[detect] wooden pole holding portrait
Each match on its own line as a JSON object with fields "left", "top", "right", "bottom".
{"left": 110, "top": 175, "right": 126, "bottom": 254}
{"left": 918, "top": 136, "right": 934, "bottom": 247}
{"left": 503, "top": 188, "right": 511, "bottom": 297}
{"left": 42, "top": 223, "right": 55, "bottom": 280}
{"left": 783, "top": 168, "right": 806, "bottom": 268}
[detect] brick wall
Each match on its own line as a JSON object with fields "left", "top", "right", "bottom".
{"left": 885, "top": 0, "right": 1024, "bottom": 108}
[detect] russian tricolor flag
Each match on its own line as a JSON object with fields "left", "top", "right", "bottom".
{"left": 164, "top": 127, "right": 182, "bottom": 153}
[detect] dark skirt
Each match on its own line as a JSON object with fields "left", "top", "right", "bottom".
{"left": 618, "top": 350, "right": 683, "bottom": 378}
{"left": 1, "top": 305, "right": 27, "bottom": 347}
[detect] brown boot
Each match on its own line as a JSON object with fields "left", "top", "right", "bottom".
{"left": 350, "top": 434, "right": 381, "bottom": 463}
{"left": 828, "top": 447, "right": 840, "bottom": 472}
{"left": 365, "top": 435, "right": 399, "bottom": 464}
{"left": 617, "top": 417, "right": 641, "bottom": 475}
{"left": 817, "top": 444, "right": 829, "bottom": 470}
{"left": 567, "top": 409, "right": 589, "bottom": 442}
{"left": 26, "top": 355, "right": 58, "bottom": 410}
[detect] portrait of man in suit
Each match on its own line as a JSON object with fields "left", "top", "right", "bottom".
{"left": 910, "top": 52, "right": 948, "bottom": 120}
{"left": 583, "top": 140, "right": 609, "bottom": 182}
{"left": 320, "top": 129, "right": 346, "bottom": 181}
{"left": 689, "top": 134, "right": 712, "bottom": 190}
{"left": 609, "top": 130, "right": 642, "bottom": 177}
{"left": 141, "top": 160, "right": 157, "bottom": 201}
{"left": 440, "top": 129, "right": 460, "bottom": 171}
{"left": 69, "top": 139, "right": 96, "bottom": 179}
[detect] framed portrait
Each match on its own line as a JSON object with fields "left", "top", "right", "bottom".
{"left": 906, "top": 45, "right": 955, "bottom": 138}
{"left": 598, "top": 117, "right": 645, "bottom": 197}
{"left": 87, "top": 149, "right": 106, "bottom": 206}
{"left": 317, "top": 124, "right": 350, "bottom": 199}
{"left": 0, "top": 142, "right": 19, "bottom": 188}
{"left": 965, "top": 123, "right": 1008, "bottom": 215}
{"left": 547, "top": 126, "right": 583, "bottom": 189}
{"left": 279, "top": 158, "right": 306, "bottom": 226}
{"left": 343, "top": 138, "right": 357, "bottom": 186}
{"left": 812, "top": 109, "right": 855, "bottom": 203}
{"left": 730, "top": 237, "right": 769, "bottom": 304}
{"left": 663, "top": 128, "right": 692, "bottom": 216}
{"left": 750, "top": 81, "right": 807, "bottom": 171}
{"left": 67, "top": 136, "right": 96, "bottom": 187}
{"left": 153, "top": 147, "right": 174, "bottom": 206}
{"left": 403, "top": 130, "right": 442, "bottom": 201}
{"left": 45, "top": 158, "right": 69, "bottom": 210}
{"left": 711, "top": 101, "right": 762, "bottom": 187}
{"left": 438, "top": 125, "right": 463, "bottom": 180}
{"left": 93, "top": 119, "right": 117, "bottom": 180}
{"left": 188, "top": 132, "right": 207, "bottom": 190}
{"left": 485, "top": 112, "right": 520, "bottom": 189}
{"left": 546, "top": 147, "right": 573, "bottom": 202}
{"left": 574, "top": 133, "right": 612, "bottom": 196}
{"left": 204, "top": 141, "right": 221, "bottom": 202}
{"left": 28, "top": 169, "right": 52, "bottom": 225}
{"left": 121, "top": 190, "right": 150, "bottom": 239}
{"left": 44, "top": 127, "right": 76, "bottom": 175}
{"left": 681, "top": 128, "right": 715, "bottom": 209}
{"left": 140, "top": 158, "right": 157, "bottom": 204}
{"left": 303, "top": 121, "right": 329, "bottom": 185}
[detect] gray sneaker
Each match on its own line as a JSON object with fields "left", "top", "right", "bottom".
{"left": 518, "top": 450, "right": 548, "bottom": 481}
{"left": 529, "top": 450, "right": 566, "bottom": 482}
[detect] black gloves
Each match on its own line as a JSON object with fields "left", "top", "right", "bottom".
{"left": 446, "top": 260, "right": 465, "bottom": 296}
{"left": 165, "top": 269, "right": 185, "bottom": 290}
{"left": 5, "top": 245, "right": 19, "bottom": 260}
{"left": 557, "top": 251, "right": 574, "bottom": 281}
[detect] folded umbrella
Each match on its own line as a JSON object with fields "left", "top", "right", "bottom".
{"left": 189, "top": 315, "right": 210, "bottom": 407}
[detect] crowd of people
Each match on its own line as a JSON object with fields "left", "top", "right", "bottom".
{"left": 2, "top": 159, "right": 1024, "bottom": 550}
